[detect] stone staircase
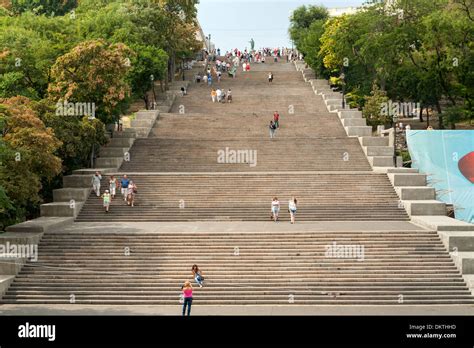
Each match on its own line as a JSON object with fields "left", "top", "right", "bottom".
{"left": 76, "top": 173, "right": 408, "bottom": 222}
{"left": 3, "top": 228, "right": 474, "bottom": 304}
{"left": 2, "top": 58, "right": 473, "bottom": 307}
{"left": 296, "top": 61, "right": 474, "bottom": 292}
{"left": 83, "top": 60, "right": 407, "bottom": 221}
{"left": 37, "top": 111, "right": 158, "bottom": 220}
{"left": 119, "top": 138, "right": 372, "bottom": 172}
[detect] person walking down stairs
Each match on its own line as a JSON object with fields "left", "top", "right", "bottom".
{"left": 120, "top": 175, "right": 129, "bottom": 202}
{"left": 269, "top": 120, "right": 277, "bottom": 139}
{"left": 127, "top": 181, "right": 137, "bottom": 207}
{"left": 273, "top": 111, "right": 280, "bottom": 129}
{"left": 192, "top": 264, "right": 204, "bottom": 288}
{"left": 92, "top": 171, "right": 102, "bottom": 197}
{"left": 268, "top": 72, "right": 273, "bottom": 83}
{"left": 102, "top": 190, "right": 111, "bottom": 213}
{"left": 181, "top": 281, "right": 193, "bottom": 316}
{"left": 216, "top": 88, "right": 222, "bottom": 103}
{"left": 289, "top": 197, "right": 298, "bottom": 224}
{"left": 109, "top": 176, "right": 117, "bottom": 199}
{"left": 271, "top": 197, "right": 280, "bottom": 222}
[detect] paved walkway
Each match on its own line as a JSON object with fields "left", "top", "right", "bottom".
{"left": 57, "top": 221, "right": 426, "bottom": 234}
{"left": 1, "top": 304, "right": 474, "bottom": 316}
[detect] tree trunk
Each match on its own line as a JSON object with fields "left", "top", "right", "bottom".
{"left": 436, "top": 101, "right": 444, "bottom": 129}
{"left": 419, "top": 106, "right": 424, "bottom": 122}
{"left": 152, "top": 83, "right": 157, "bottom": 107}
{"left": 143, "top": 94, "right": 149, "bottom": 110}
{"left": 168, "top": 52, "right": 176, "bottom": 83}
{"left": 380, "top": 76, "right": 386, "bottom": 91}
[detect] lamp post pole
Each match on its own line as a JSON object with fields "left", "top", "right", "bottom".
{"left": 393, "top": 114, "right": 398, "bottom": 167}
{"left": 340, "top": 71, "right": 346, "bottom": 109}
{"left": 150, "top": 74, "right": 156, "bottom": 110}
{"left": 182, "top": 55, "right": 185, "bottom": 81}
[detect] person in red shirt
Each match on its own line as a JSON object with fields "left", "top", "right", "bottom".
{"left": 273, "top": 111, "right": 280, "bottom": 129}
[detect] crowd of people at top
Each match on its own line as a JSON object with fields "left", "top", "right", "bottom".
{"left": 200, "top": 46, "right": 300, "bottom": 75}
{"left": 194, "top": 46, "right": 299, "bottom": 108}
{"left": 220, "top": 47, "right": 300, "bottom": 64}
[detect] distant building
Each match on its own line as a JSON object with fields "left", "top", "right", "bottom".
{"left": 327, "top": 7, "right": 359, "bottom": 17}
{"left": 195, "top": 20, "right": 214, "bottom": 53}
{"left": 195, "top": 20, "right": 207, "bottom": 50}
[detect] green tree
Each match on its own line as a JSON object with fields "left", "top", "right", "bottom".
{"left": 48, "top": 39, "right": 133, "bottom": 125}
{"left": 289, "top": 5, "right": 329, "bottom": 77}
{"left": 0, "top": 96, "right": 62, "bottom": 227}
{"left": 0, "top": 25, "right": 59, "bottom": 99}
{"left": 128, "top": 45, "right": 168, "bottom": 109}
{"left": 289, "top": 5, "right": 328, "bottom": 49}
{"left": 363, "top": 83, "right": 390, "bottom": 127}
{"left": 10, "top": 0, "right": 77, "bottom": 16}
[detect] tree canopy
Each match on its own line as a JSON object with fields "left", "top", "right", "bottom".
{"left": 289, "top": 0, "right": 474, "bottom": 129}
{"left": 0, "top": 0, "right": 201, "bottom": 228}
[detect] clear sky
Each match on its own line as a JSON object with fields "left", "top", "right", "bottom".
{"left": 197, "top": 0, "right": 366, "bottom": 52}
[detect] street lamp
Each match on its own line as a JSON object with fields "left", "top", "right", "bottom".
{"left": 182, "top": 54, "right": 186, "bottom": 81}
{"left": 150, "top": 74, "right": 156, "bottom": 109}
{"left": 340, "top": 72, "right": 346, "bottom": 109}
{"left": 208, "top": 34, "right": 211, "bottom": 52}
{"left": 393, "top": 114, "right": 398, "bottom": 167}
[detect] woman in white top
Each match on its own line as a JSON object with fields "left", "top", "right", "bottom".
{"left": 288, "top": 197, "right": 297, "bottom": 224}
{"left": 127, "top": 181, "right": 137, "bottom": 207}
{"left": 271, "top": 197, "right": 280, "bottom": 222}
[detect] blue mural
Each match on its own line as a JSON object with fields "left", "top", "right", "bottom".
{"left": 406, "top": 130, "right": 474, "bottom": 223}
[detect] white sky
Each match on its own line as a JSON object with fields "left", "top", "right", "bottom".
{"left": 197, "top": 0, "right": 366, "bottom": 51}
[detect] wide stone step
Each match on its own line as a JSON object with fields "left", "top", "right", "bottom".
{"left": 389, "top": 173, "right": 427, "bottom": 187}
{"left": 395, "top": 187, "right": 436, "bottom": 200}
{"left": 118, "top": 138, "right": 372, "bottom": 172}
{"left": 40, "top": 202, "right": 84, "bottom": 218}
{"left": 107, "top": 137, "right": 135, "bottom": 147}
{"left": 360, "top": 136, "right": 389, "bottom": 146}
{"left": 52, "top": 188, "right": 90, "bottom": 202}
{"left": 63, "top": 175, "right": 93, "bottom": 188}
{"left": 345, "top": 126, "right": 372, "bottom": 137}
{"left": 6, "top": 289, "right": 471, "bottom": 297}
{"left": 99, "top": 147, "right": 129, "bottom": 157}
{"left": 343, "top": 118, "right": 367, "bottom": 127}
{"left": 95, "top": 157, "right": 123, "bottom": 169}
{"left": 364, "top": 146, "right": 394, "bottom": 156}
